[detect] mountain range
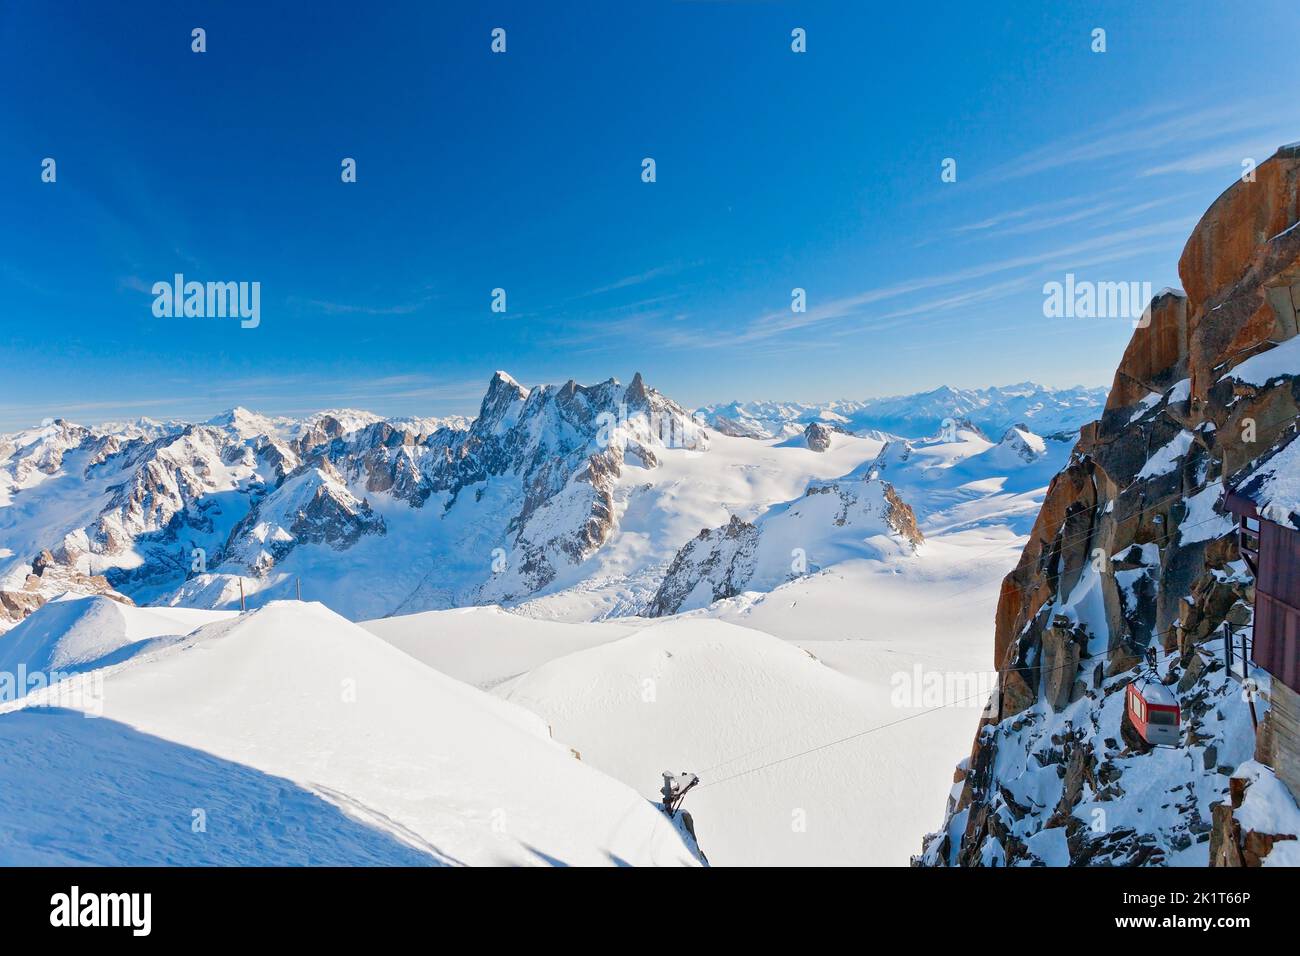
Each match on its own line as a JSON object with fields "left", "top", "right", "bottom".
{"left": 696, "top": 383, "right": 1107, "bottom": 441}
{"left": 0, "top": 376, "right": 1093, "bottom": 633}
{"left": 0, "top": 384, "right": 1077, "bottom": 864}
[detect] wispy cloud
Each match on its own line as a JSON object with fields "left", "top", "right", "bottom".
{"left": 578, "top": 262, "right": 696, "bottom": 298}
{"left": 987, "top": 101, "right": 1273, "bottom": 183}
{"left": 298, "top": 297, "right": 432, "bottom": 316}
{"left": 1139, "top": 132, "right": 1297, "bottom": 176}
{"left": 735, "top": 217, "right": 1192, "bottom": 344}
{"left": 116, "top": 275, "right": 154, "bottom": 295}
{"left": 949, "top": 193, "right": 1104, "bottom": 235}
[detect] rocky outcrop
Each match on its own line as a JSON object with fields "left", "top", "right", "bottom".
{"left": 881, "top": 482, "right": 924, "bottom": 547}
{"left": 646, "top": 515, "right": 760, "bottom": 617}
{"left": 919, "top": 145, "right": 1300, "bottom": 867}
{"left": 803, "top": 422, "right": 834, "bottom": 452}
{"left": 463, "top": 371, "right": 709, "bottom": 602}
{"left": 993, "top": 425, "right": 1046, "bottom": 464}
{"left": 646, "top": 477, "right": 921, "bottom": 617}
{"left": 1210, "top": 765, "right": 1300, "bottom": 866}
{"left": 990, "top": 149, "right": 1300, "bottom": 695}
{"left": 0, "top": 549, "right": 134, "bottom": 632}
{"left": 218, "top": 461, "right": 387, "bottom": 576}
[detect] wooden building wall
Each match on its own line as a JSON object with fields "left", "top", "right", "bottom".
{"left": 1254, "top": 519, "right": 1300, "bottom": 693}
{"left": 1262, "top": 680, "right": 1300, "bottom": 801}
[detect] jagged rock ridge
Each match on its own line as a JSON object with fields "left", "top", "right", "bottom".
{"left": 918, "top": 144, "right": 1300, "bottom": 867}
{"left": 0, "top": 372, "right": 706, "bottom": 627}
{"left": 647, "top": 474, "right": 922, "bottom": 617}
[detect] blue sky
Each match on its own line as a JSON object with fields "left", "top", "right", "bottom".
{"left": 2, "top": 0, "right": 1299, "bottom": 430}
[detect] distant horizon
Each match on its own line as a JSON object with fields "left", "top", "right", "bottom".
{"left": 1, "top": 371, "right": 1110, "bottom": 434}
{"left": 5, "top": 1, "right": 1298, "bottom": 437}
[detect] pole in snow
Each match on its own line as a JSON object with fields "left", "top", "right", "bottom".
{"left": 1228, "top": 622, "right": 1260, "bottom": 730}
{"left": 239, "top": 578, "right": 246, "bottom": 612}
{"left": 296, "top": 577, "right": 301, "bottom": 601}
{"left": 660, "top": 771, "right": 700, "bottom": 817}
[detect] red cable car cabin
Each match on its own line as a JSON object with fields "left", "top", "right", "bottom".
{"left": 1125, "top": 677, "right": 1180, "bottom": 746}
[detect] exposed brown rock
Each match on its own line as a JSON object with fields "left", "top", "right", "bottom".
{"left": 933, "top": 146, "right": 1300, "bottom": 867}
{"left": 1106, "top": 291, "right": 1189, "bottom": 412}
{"left": 1210, "top": 772, "right": 1299, "bottom": 867}
{"left": 882, "top": 482, "right": 924, "bottom": 549}
{"left": 0, "top": 551, "right": 135, "bottom": 632}
{"left": 992, "top": 145, "right": 1300, "bottom": 698}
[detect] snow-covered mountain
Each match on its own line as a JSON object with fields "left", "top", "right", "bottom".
{"left": 1, "top": 368, "right": 1084, "bottom": 636}
{"left": 0, "top": 353, "right": 1120, "bottom": 867}
{"left": 646, "top": 477, "right": 922, "bottom": 617}
{"left": 358, "top": 418, "right": 1077, "bottom": 866}
{"left": 0, "top": 364, "right": 1091, "bottom": 865}
{"left": 696, "top": 382, "right": 1107, "bottom": 441}
{"left": 0, "top": 372, "right": 710, "bottom": 628}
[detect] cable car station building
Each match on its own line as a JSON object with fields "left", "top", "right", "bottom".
{"left": 1224, "top": 433, "right": 1300, "bottom": 802}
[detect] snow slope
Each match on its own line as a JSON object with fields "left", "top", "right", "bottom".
{"left": 0, "top": 600, "right": 702, "bottom": 867}
{"left": 490, "top": 617, "right": 984, "bottom": 866}
{"left": 0, "top": 594, "right": 231, "bottom": 679}
{"left": 361, "top": 605, "right": 639, "bottom": 689}
{"left": 1, "top": 378, "right": 1092, "bottom": 867}
{"left": 358, "top": 425, "right": 1077, "bottom": 865}
{"left": 0, "top": 708, "right": 438, "bottom": 866}
{"left": 369, "top": 543, "right": 1011, "bottom": 867}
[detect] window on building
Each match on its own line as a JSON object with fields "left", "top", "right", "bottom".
{"left": 1148, "top": 708, "right": 1177, "bottom": 726}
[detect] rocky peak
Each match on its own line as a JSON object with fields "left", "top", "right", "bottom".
{"left": 294, "top": 413, "right": 349, "bottom": 457}
{"left": 995, "top": 425, "right": 1047, "bottom": 463}
{"left": 626, "top": 371, "right": 650, "bottom": 404}
{"left": 1181, "top": 145, "right": 1300, "bottom": 403}
{"left": 1105, "top": 290, "right": 1189, "bottom": 412}
{"left": 645, "top": 515, "right": 760, "bottom": 617}
{"left": 946, "top": 417, "right": 988, "bottom": 440}
{"left": 475, "top": 371, "right": 531, "bottom": 437}
{"left": 804, "top": 421, "right": 833, "bottom": 452}
{"left": 468, "top": 372, "right": 708, "bottom": 602}
{"left": 2, "top": 370, "right": 712, "bottom": 623}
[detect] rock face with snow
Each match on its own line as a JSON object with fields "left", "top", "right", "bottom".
{"left": 803, "top": 421, "right": 834, "bottom": 452}
{"left": 993, "top": 425, "right": 1046, "bottom": 464}
{"left": 0, "top": 548, "right": 134, "bottom": 628}
{"left": 222, "top": 460, "right": 387, "bottom": 575}
{"left": 919, "top": 145, "right": 1300, "bottom": 867}
{"left": 647, "top": 477, "right": 922, "bottom": 616}
{"left": 645, "top": 515, "right": 761, "bottom": 616}
{"left": 433, "top": 371, "right": 708, "bottom": 602}
{"left": 0, "top": 372, "right": 706, "bottom": 629}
